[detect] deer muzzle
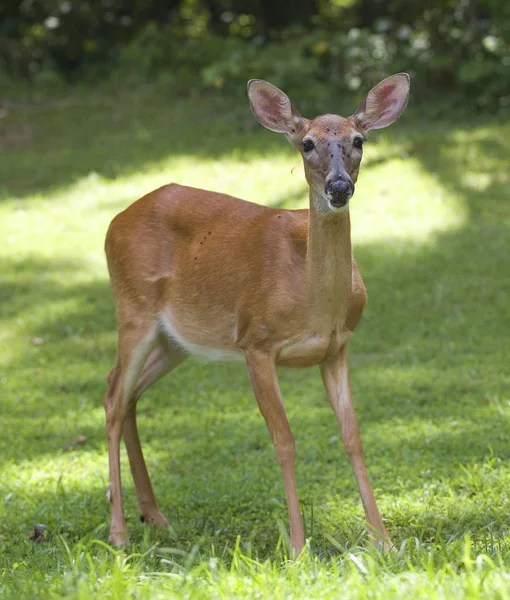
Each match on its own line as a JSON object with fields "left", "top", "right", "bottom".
{"left": 325, "top": 176, "right": 354, "bottom": 207}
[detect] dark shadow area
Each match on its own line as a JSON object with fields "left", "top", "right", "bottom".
{"left": 1, "top": 257, "right": 111, "bottom": 324}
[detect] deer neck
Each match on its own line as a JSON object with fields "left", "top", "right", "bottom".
{"left": 305, "top": 189, "right": 353, "bottom": 325}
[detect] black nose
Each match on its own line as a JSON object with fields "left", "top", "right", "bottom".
{"left": 325, "top": 176, "right": 354, "bottom": 207}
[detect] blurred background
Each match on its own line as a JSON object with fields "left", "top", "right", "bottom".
{"left": 1, "top": 0, "right": 509, "bottom": 109}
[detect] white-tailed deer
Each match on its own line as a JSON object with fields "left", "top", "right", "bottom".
{"left": 104, "top": 74, "right": 410, "bottom": 554}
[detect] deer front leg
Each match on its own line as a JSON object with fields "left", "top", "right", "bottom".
{"left": 320, "top": 344, "right": 393, "bottom": 551}
{"left": 244, "top": 350, "right": 305, "bottom": 557}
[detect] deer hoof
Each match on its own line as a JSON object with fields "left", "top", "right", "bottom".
{"left": 109, "top": 530, "right": 129, "bottom": 546}
{"left": 140, "top": 511, "right": 169, "bottom": 530}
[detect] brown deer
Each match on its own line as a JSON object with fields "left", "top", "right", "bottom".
{"left": 104, "top": 73, "right": 410, "bottom": 554}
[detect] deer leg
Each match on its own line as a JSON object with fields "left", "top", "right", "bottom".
{"left": 123, "top": 344, "right": 187, "bottom": 527}
{"left": 320, "top": 344, "right": 393, "bottom": 551}
{"left": 104, "top": 323, "right": 158, "bottom": 546}
{"left": 245, "top": 350, "right": 304, "bottom": 557}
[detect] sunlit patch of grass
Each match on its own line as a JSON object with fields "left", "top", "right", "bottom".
{"left": 354, "top": 156, "right": 468, "bottom": 245}
{"left": 1, "top": 84, "right": 510, "bottom": 597}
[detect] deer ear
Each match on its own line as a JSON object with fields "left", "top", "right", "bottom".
{"left": 247, "top": 79, "right": 305, "bottom": 136}
{"left": 352, "top": 73, "right": 410, "bottom": 133}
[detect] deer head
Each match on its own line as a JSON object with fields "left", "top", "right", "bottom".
{"left": 248, "top": 74, "right": 410, "bottom": 213}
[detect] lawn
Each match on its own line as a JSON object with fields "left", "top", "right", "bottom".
{"left": 1, "top": 83, "right": 510, "bottom": 598}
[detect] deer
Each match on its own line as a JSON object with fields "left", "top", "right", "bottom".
{"left": 103, "top": 73, "right": 410, "bottom": 555}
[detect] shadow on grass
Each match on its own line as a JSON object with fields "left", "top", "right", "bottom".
{"left": 1, "top": 257, "right": 111, "bottom": 325}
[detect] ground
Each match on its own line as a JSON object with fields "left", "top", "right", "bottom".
{"left": 1, "top": 85, "right": 510, "bottom": 598}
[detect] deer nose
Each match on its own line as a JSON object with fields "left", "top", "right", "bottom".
{"left": 325, "top": 176, "right": 354, "bottom": 207}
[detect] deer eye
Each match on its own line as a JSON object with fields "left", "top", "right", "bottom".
{"left": 353, "top": 136, "right": 364, "bottom": 149}
{"left": 301, "top": 139, "right": 315, "bottom": 153}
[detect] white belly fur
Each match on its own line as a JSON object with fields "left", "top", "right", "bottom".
{"left": 158, "top": 313, "right": 244, "bottom": 362}
{"left": 158, "top": 313, "right": 352, "bottom": 364}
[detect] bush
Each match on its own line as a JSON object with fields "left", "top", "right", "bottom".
{"left": 1, "top": 1, "right": 509, "bottom": 110}
{"left": 115, "top": 25, "right": 402, "bottom": 106}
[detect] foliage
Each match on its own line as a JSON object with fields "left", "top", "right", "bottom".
{"left": 0, "top": 0, "right": 181, "bottom": 79}
{"left": 1, "top": 1, "right": 509, "bottom": 109}
{"left": 1, "top": 84, "right": 510, "bottom": 597}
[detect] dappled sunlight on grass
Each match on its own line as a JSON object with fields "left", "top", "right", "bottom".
{"left": 353, "top": 156, "right": 468, "bottom": 245}
{"left": 3, "top": 142, "right": 468, "bottom": 259}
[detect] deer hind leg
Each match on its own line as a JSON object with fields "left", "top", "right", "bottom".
{"left": 320, "top": 344, "right": 393, "bottom": 551}
{"left": 123, "top": 343, "right": 187, "bottom": 528}
{"left": 104, "top": 321, "right": 160, "bottom": 546}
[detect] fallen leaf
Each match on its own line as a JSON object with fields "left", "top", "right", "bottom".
{"left": 28, "top": 524, "right": 46, "bottom": 543}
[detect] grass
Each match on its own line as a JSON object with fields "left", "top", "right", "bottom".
{"left": 1, "top": 82, "right": 510, "bottom": 598}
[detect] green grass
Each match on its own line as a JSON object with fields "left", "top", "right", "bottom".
{"left": 1, "top": 83, "right": 510, "bottom": 598}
